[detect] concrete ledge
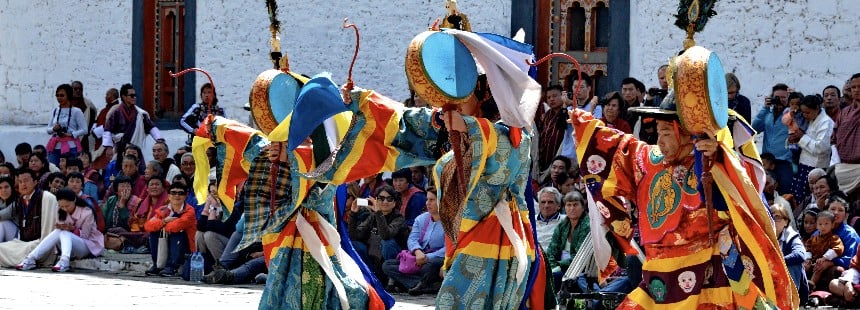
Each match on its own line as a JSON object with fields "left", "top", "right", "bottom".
{"left": 71, "top": 253, "right": 152, "bottom": 273}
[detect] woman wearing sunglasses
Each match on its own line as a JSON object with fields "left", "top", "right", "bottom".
{"left": 143, "top": 182, "right": 197, "bottom": 277}
{"left": 349, "top": 185, "right": 408, "bottom": 286}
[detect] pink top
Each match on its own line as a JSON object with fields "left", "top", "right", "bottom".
{"left": 62, "top": 206, "right": 105, "bottom": 257}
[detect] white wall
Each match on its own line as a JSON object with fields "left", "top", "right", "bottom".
{"left": 630, "top": 0, "right": 860, "bottom": 114}
{"left": 0, "top": 0, "right": 511, "bottom": 126}
{"left": 196, "top": 0, "right": 512, "bottom": 118}
{"left": 0, "top": 0, "right": 134, "bottom": 125}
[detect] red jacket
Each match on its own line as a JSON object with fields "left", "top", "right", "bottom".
{"left": 144, "top": 203, "right": 197, "bottom": 252}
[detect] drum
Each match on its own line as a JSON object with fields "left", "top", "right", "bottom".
{"left": 249, "top": 69, "right": 305, "bottom": 134}
{"left": 405, "top": 30, "right": 478, "bottom": 107}
{"left": 673, "top": 45, "right": 728, "bottom": 135}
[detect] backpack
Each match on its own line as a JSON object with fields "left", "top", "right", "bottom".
{"left": 81, "top": 194, "right": 106, "bottom": 233}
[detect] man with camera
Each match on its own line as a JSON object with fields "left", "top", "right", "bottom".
{"left": 645, "top": 65, "right": 669, "bottom": 108}
{"left": 753, "top": 83, "right": 793, "bottom": 195}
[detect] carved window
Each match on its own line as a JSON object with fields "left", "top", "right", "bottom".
{"left": 567, "top": 3, "right": 586, "bottom": 51}
{"left": 594, "top": 2, "right": 610, "bottom": 49}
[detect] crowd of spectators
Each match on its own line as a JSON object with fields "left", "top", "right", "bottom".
{"left": 0, "top": 71, "right": 858, "bottom": 306}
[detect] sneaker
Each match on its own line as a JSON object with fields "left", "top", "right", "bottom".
{"left": 145, "top": 266, "right": 162, "bottom": 276}
{"left": 51, "top": 259, "right": 70, "bottom": 272}
{"left": 159, "top": 267, "right": 177, "bottom": 277}
{"left": 210, "top": 269, "right": 234, "bottom": 284}
{"left": 254, "top": 273, "right": 267, "bottom": 284}
{"left": 16, "top": 258, "right": 36, "bottom": 271}
{"left": 134, "top": 245, "right": 150, "bottom": 254}
{"left": 121, "top": 246, "right": 136, "bottom": 254}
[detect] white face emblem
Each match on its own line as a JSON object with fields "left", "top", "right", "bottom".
{"left": 597, "top": 201, "right": 611, "bottom": 219}
{"left": 586, "top": 155, "right": 607, "bottom": 174}
{"left": 678, "top": 271, "right": 696, "bottom": 293}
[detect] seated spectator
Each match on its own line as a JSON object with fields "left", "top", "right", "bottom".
{"left": 0, "top": 169, "right": 59, "bottom": 267}
{"left": 540, "top": 155, "right": 571, "bottom": 189}
{"left": 599, "top": 91, "right": 632, "bottom": 134}
{"left": 812, "top": 195, "right": 860, "bottom": 289}
{"left": 805, "top": 210, "right": 845, "bottom": 289}
{"left": 204, "top": 252, "right": 267, "bottom": 285}
{"left": 14, "top": 143, "right": 32, "bottom": 170}
{"left": 64, "top": 158, "right": 83, "bottom": 175}
{"left": 349, "top": 185, "right": 407, "bottom": 284}
{"left": 171, "top": 174, "right": 200, "bottom": 217}
{"left": 391, "top": 168, "right": 426, "bottom": 227}
{"left": 131, "top": 176, "right": 169, "bottom": 254}
{"left": 43, "top": 172, "right": 66, "bottom": 195}
{"left": 151, "top": 141, "right": 181, "bottom": 182}
{"left": 67, "top": 172, "right": 102, "bottom": 228}
{"left": 382, "top": 186, "right": 445, "bottom": 295}
{"left": 16, "top": 189, "right": 103, "bottom": 272}
{"left": 143, "top": 182, "right": 197, "bottom": 277}
{"left": 144, "top": 160, "right": 164, "bottom": 182}
{"left": 811, "top": 176, "right": 839, "bottom": 210}
{"left": 771, "top": 203, "right": 809, "bottom": 305}
{"left": 535, "top": 186, "right": 564, "bottom": 252}
{"left": 558, "top": 174, "right": 579, "bottom": 196}
{"left": 800, "top": 209, "right": 820, "bottom": 242}
{"left": 343, "top": 181, "right": 369, "bottom": 224}
{"left": 0, "top": 163, "right": 15, "bottom": 177}
{"left": 103, "top": 144, "right": 145, "bottom": 190}
{"left": 82, "top": 170, "right": 102, "bottom": 203}
{"left": 101, "top": 176, "right": 144, "bottom": 251}
{"left": 0, "top": 177, "right": 18, "bottom": 242}
{"left": 547, "top": 191, "right": 590, "bottom": 291}
{"left": 178, "top": 152, "right": 196, "bottom": 181}
{"left": 795, "top": 168, "right": 827, "bottom": 219}
{"left": 196, "top": 182, "right": 240, "bottom": 270}
{"left": 359, "top": 173, "right": 385, "bottom": 198}
{"left": 29, "top": 152, "right": 51, "bottom": 187}
{"left": 410, "top": 166, "right": 430, "bottom": 191}
{"left": 115, "top": 155, "right": 147, "bottom": 198}
{"left": 78, "top": 151, "right": 94, "bottom": 176}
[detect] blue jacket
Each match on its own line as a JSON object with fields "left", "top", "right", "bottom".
{"left": 752, "top": 107, "right": 792, "bottom": 161}
{"left": 407, "top": 212, "right": 446, "bottom": 260}
{"left": 833, "top": 223, "right": 860, "bottom": 268}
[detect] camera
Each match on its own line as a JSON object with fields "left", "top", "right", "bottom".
{"left": 648, "top": 88, "right": 667, "bottom": 98}
{"left": 769, "top": 96, "right": 781, "bottom": 107}
{"left": 55, "top": 127, "right": 68, "bottom": 135}
{"left": 356, "top": 198, "right": 369, "bottom": 207}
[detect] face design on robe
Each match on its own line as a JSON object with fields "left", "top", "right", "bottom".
{"left": 678, "top": 271, "right": 696, "bottom": 293}
{"left": 650, "top": 277, "right": 667, "bottom": 302}
{"left": 586, "top": 155, "right": 607, "bottom": 174}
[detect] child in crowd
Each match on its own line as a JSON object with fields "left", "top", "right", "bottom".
{"left": 799, "top": 209, "right": 819, "bottom": 242}
{"left": 805, "top": 210, "right": 844, "bottom": 288}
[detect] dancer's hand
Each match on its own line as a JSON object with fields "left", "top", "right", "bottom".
{"left": 694, "top": 129, "right": 720, "bottom": 158}
{"left": 442, "top": 110, "right": 466, "bottom": 132}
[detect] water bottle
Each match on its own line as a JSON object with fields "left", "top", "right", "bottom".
{"left": 190, "top": 252, "right": 204, "bottom": 283}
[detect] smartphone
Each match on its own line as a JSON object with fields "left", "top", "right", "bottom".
{"left": 356, "top": 198, "right": 369, "bottom": 207}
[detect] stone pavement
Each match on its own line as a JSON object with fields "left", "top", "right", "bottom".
{"left": 0, "top": 252, "right": 435, "bottom": 309}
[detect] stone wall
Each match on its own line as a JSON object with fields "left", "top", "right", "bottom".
{"left": 196, "top": 0, "right": 512, "bottom": 119}
{"left": 629, "top": 0, "right": 860, "bottom": 115}
{"left": 0, "top": 0, "right": 134, "bottom": 125}
{"left": 0, "top": 0, "right": 510, "bottom": 125}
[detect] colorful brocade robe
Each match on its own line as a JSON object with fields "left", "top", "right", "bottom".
{"left": 571, "top": 110, "right": 799, "bottom": 309}
{"left": 304, "top": 89, "right": 551, "bottom": 310}
{"left": 242, "top": 146, "right": 391, "bottom": 310}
